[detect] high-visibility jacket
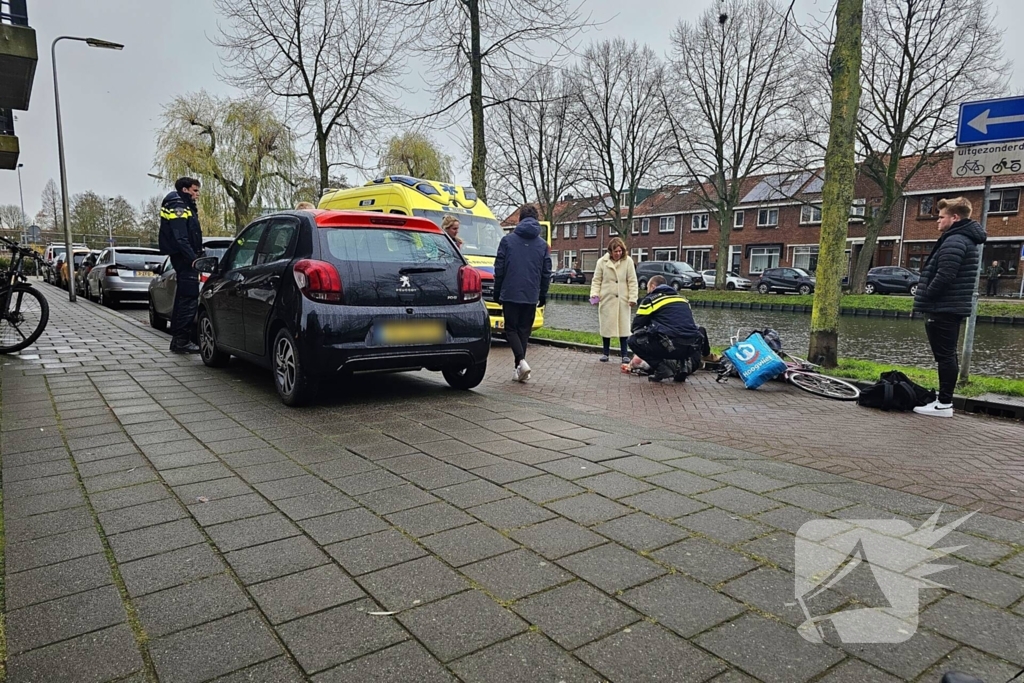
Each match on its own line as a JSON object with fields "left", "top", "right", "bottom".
{"left": 632, "top": 285, "right": 700, "bottom": 338}
{"left": 158, "top": 191, "right": 202, "bottom": 261}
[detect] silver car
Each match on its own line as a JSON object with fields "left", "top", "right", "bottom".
{"left": 701, "top": 269, "right": 752, "bottom": 290}
{"left": 148, "top": 237, "right": 234, "bottom": 330}
{"left": 86, "top": 247, "right": 164, "bottom": 307}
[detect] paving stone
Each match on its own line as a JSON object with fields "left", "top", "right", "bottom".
{"left": 3, "top": 458, "right": 74, "bottom": 482}
{"left": 754, "top": 505, "right": 821, "bottom": 534}
{"left": 741, "top": 532, "right": 798, "bottom": 571}
{"left": 354, "top": 484, "right": 439, "bottom": 515}
{"left": 274, "top": 490, "right": 360, "bottom": 521}
{"left": 508, "top": 517, "right": 608, "bottom": 560}
{"left": 813, "top": 659, "right": 901, "bottom": 683}
{"left": 471, "top": 461, "right": 544, "bottom": 485}
{"left": 330, "top": 469, "right": 410, "bottom": 496}
{"left": 513, "top": 580, "right": 639, "bottom": 649}
{"left": 462, "top": 548, "right": 571, "bottom": 601}
{"left": 5, "top": 473, "right": 80, "bottom": 500}
{"left": 557, "top": 542, "right": 665, "bottom": 593}
{"left": 711, "top": 470, "right": 791, "bottom": 494}
{"left": 921, "top": 595, "right": 1024, "bottom": 665}
{"left": 148, "top": 450, "right": 220, "bottom": 470}
{"left": 693, "top": 486, "right": 782, "bottom": 515}
{"left": 919, "top": 646, "right": 1024, "bottom": 683}
{"left": 433, "top": 479, "right": 513, "bottom": 507}
{"left": 6, "top": 527, "right": 104, "bottom": 573}
{"left": 97, "top": 498, "right": 186, "bottom": 535}
{"left": 119, "top": 543, "right": 226, "bottom": 597}
{"left": 399, "top": 589, "right": 527, "bottom": 661}
{"left": 207, "top": 513, "right": 300, "bottom": 552}
{"left": 297, "top": 507, "right": 390, "bottom": 544}
{"left": 5, "top": 505, "right": 94, "bottom": 543}
{"left": 188, "top": 493, "right": 276, "bottom": 527}
{"left": 999, "top": 552, "right": 1024, "bottom": 578}
{"left": 358, "top": 556, "right": 468, "bottom": 610}
{"left": 438, "top": 450, "right": 506, "bottom": 470}
{"left": 161, "top": 463, "right": 234, "bottom": 486}
{"left": 5, "top": 553, "right": 111, "bottom": 610}
{"left": 505, "top": 474, "right": 585, "bottom": 503}
{"left": 654, "top": 538, "right": 760, "bottom": 585}
{"left": 5, "top": 487, "right": 86, "bottom": 519}
{"left": 576, "top": 471, "right": 654, "bottom": 500}
{"left": 676, "top": 508, "right": 772, "bottom": 544}
{"left": 764, "top": 486, "right": 853, "bottom": 513}
{"left": 546, "top": 493, "right": 631, "bottom": 526}
{"left": 502, "top": 446, "right": 567, "bottom": 466}
{"left": 722, "top": 567, "right": 845, "bottom": 628}
{"left": 696, "top": 613, "right": 844, "bottom": 683}
{"left": 327, "top": 529, "right": 427, "bottom": 575}
{"left": 108, "top": 518, "right": 206, "bottom": 563}
{"left": 253, "top": 474, "right": 335, "bottom": 501}
{"left": 536, "top": 457, "right": 610, "bottom": 481}
{"left": 468, "top": 496, "right": 555, "bottom": 529}
{"left": 601, "top": 455, "right": 673, "bottom": 478}
{"left": 6, "top": 624, "right": 143, "bottom": 683}
{"left": 647, "top": 469, "right": 723, "bottom": 495}
{"left": 421, "top": 523, "right": 517, "bottom": 566}
{"left": 840, "top": 629, "right": 958, "bottom": 680}
{"left": 135, "top": 574, "right": 251, "bottom": 638}
{"left": 377, "top": 453, "right": 443, "bottom": 474}
{"left": 614, "top": 573, "right": 745, "bottom": 638}
{"left": 312, "top": 640, "right": 456, "bottom": 683}
{"left": 150, "top": 610, "right": 282, "bottom": 683}
{"left": 449, "top": 632, "right": 600, "bottom": 683}
{"left": 235, "top": 460, "right": 308, "bottom": 484}
{"left": 218, "top": 448, "right": 286, "bottom": 469}
{"left": 617, "top": 488, "right": 708, "bottom": 520}
{"left": 225, "top": 535, "right": 330, "bottom": 586}
{"left": 249, "top": 564, "right": 366, "bottom": 624}
{"left": 939, "top": 559, "right": 1024, "bottom": 607}
{"left": 593, "top": 512, "right": 689, "bottom": 551}
{"left": 215, "top": 657, "right": 307, "bottom": 683}
{"left": 7, "top": 584, "right": 126, "bottom": 654}
{"left": 577, "top": 620, "right": 727, "bottom": 683}
{"left": 385, "top": 501, "right": 475, "bottom": 537}
{"left": 563, "top": 445, "right": 629, "bottom": 463}
{"left": 945, "top": 530, "right": 1016, "bottom": 566}
{"left": 401, "top": 464, "right": 477, "bottom": 490}
{"left": 173, "top": 477, "right": 254, "bottom": 503}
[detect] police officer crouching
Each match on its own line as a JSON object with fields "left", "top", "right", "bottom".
{"left": 159, "top": 177, "right": 204, "bottom": 353}
{"left": 628, "top": 275, "right": 710, "bottom": 382}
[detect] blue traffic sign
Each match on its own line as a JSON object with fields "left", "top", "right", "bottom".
{"left": 958, "top": 96, "right": 1024, "bottom": 146}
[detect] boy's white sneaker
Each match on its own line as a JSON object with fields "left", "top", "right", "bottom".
{"left": 913, "top": 400, "right": 953, "bottom": 418}
{"left": 518, "top": 359, "right": 531, "bottom": 383}
{"left": 513, "top": 365, "right": 522, "bottom": 382}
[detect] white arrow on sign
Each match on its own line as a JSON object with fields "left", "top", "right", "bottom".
{"left": 967, "top": 109, "right": 1024, "bottom": 134}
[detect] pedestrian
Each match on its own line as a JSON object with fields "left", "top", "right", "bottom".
{"left": 159, "top": 177, "right": 204, "bottom": 354}
{"left": 985, "top": 260, "right": 1003, "bottom": 297}
{"left": 912, "top": 196, "right": 987, "bottom": 418}
{"left": 589, "top": 237, "right": 638, "bottom": 363}
{"left": 295, "top": 201, "right": 316, "bottom": 210}
{"left": 441, "top": 215, "right": 464, "bottom": 249}
{"left": 493, "top": 204, "right": 552, "bottom": 382}
{"left": 628, "top": 275, "right": 710, "bottom": 382}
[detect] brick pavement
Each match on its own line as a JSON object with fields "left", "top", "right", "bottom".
{"left": 1, "top": 287, "right": 1023, "bottom": 682}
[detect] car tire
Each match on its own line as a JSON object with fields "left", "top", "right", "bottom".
{"left": 272, "top": 327, "right": 318, "bottom": 406}
{"left": 638, "top": 278, "right": 647, "bottom": 289}
{"left": 198, "top": 310, "right": 231, "bottom": 368}
{"left": 910, "top": 283, "right": 918, "bottom": 296}
{"left": 149, "top": 300, "right": 167, "bottom": 331}
{"left": 864, "top": 283, "right": 876, "bottom": 294}
{"left": 758, "top": 283, "right": 770, "bottom": 294}
{"left": 798, "top": 284, "right": 812, "bottom": 295}
{"left": 726, "top": 282, "right": 736, "bottom": 290}
{"left": 443, "top": 360, "right": 487, "bottom": 390}
{"left": 101, "top": 287, "right": 118, "bottom": 308}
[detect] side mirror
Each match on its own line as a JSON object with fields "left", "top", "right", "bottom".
{"left": 151, "top": 263, "right": 163, "bottom": 275}
{"left": 193, "top": 256, "right": 219, "bottom": 273}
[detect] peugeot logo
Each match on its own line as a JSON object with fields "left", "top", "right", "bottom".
{"left": 399, "top": 275, "right": 411, "bottom": 288}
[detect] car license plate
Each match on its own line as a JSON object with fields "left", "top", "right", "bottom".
{"left": 491, "top": 318, "right": 504, "bottom": 330}
{"left": 134, "top": 270, "right": 154, "bottom": 277}
{"left": 376, "top": 320, "right": 445, "bottom": 345}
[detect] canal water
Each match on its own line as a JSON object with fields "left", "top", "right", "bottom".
{"left": 544, "top": 299, "right": 1024, "bottom": 379}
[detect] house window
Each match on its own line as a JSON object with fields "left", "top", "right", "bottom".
{"left": 691, "top": 213, "right": 709, "bottom": 231}
{"left": 988, "top": 189, "right": 1020, "bottom": 214}
{"left": 653, "top": 248, "right": 678, "bottom": 261}
{"left": 793, "top": 245, "right": 819, "bottom": 273}
{"left": 551, "top": 225, "right": 557, "bottom": 240}
{"left": 757, "top": 208, "right": 779, "bottom": 227}
{"left": 800, "top": 205, "right": 822, "bottom": 225}
{"left": 609, "top": 223, "right": 618, "bottom": 236}
{"left": 906, "top": 243, "right": 933, "bottom": 272}
{"left": 850, "top": 198, "right": 866, "bottom": 219}
{"left": 631, "top": 219, "right": 639, "bottom": 235}
{"left": 630, "top": 248, "right": 648, "bottom": 263}
{"left": 985, "top": 242, "right": 1021, "bottom": 277}
{"left": 733, "top": 211, "right": 745, "bottom": 229}
{"left": 584, "top": 222, "right": 597, "bottom": 238}
{"left": 729, "top": 245, "right": 742, "bottom": 274}
{"left": 580, "top": 250, "right": 600, "bottom": 271}
{"left": 658, "top": 216, "right": 676, "bottom": 233}
{"left": 641, "top": 218, "right": 650, "bottom": 234}
{"left": 570, "top": 224, "right": 578, "bottom": 239}
{"left": 563, "top": 224, "right": 570, "bottom": 238}
{"left": 685, "top": 248, "right": 710, "bottom": 271}
{"left": 919, "top": 196, "right": 936, "bottom": 217}
{"left": 749, "top": 246, "right": 781, "bottom": 273}
{"left": 562, "top": 250, "right": 577, "bottom": 268}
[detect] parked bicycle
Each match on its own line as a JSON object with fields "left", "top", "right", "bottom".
{"left": 955, "top": 160, "right": 986, "bottom": 177}
{"left": 991, "top": 157, "right": 1022, "bottom": 174}
{"left": 0, "top": 236, "right": 50, "bottom": 354}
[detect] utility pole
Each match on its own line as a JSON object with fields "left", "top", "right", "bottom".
{"left": 16, "top": 163, "right": 26, "bottom": 244}
{"left": 959, "top": 176, "right": 991, "bottom": 383}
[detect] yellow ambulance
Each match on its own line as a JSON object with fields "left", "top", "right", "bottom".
{"left": 318, "top": 175, "right": 549, "bottom": 331}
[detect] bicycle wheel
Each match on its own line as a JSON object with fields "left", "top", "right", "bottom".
{"left": 788, "top": 371, "right": 860, "bottom": 401}
{"left": 0, "top": 285, "right": 49, "bottom": 353}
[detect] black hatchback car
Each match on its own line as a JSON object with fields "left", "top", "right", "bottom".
{"left": 865, "top": 266, "right": 919, "bottom": 295}
{"left": 194, "top": 211, "right": 491, "bottom": 405}
{"left": 551, "top": 267, "right": 586, "bottom": 284}
{"left": 756, "top": 267, "right": 816, "bottom": 294}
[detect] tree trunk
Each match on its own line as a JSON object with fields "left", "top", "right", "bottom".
{"left": 849, "top": 205, "right": 889, "bottom": 292}
{"left": 715, "top": 204, "right": 732, "bottom": 289}
{"left": 809, "top": 0, "right": 863, "bottom": 367}
{"left": 317, "top": 132, "right": 330, "bottom": 196}
{"left": 469, "top": 0, "right": 487, "bottom": 202}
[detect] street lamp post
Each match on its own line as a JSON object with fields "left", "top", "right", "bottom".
{"left": 16, "top": 163, "right": 26, "bottom": 244}
{"left": 52, "top": 36, "right": 124, "bottom": 302}
{"left": 106, "top": 196, "right": 114, "bottom": 247}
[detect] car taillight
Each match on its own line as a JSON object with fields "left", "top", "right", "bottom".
{"left": 105, "top": 266, "right": 119, "bottom": 276}
{"left": 459, "top": 266, "right": 482, "bottom": 303}
{"left": 293, "top": 259, "right": 343, "bottom": 303}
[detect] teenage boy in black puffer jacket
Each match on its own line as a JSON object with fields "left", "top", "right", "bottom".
{"left": 912, "top": 196, "right": 987, "bottom": 417}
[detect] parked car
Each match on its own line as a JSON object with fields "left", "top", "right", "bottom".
{"left": 194, "top": 210, "right": 491, "bottom": 405}
{"left": 57, "top": 249, "right": 93, "bottom": 290}
{"left": 636, "top": 261, "right": 706, "bottom": 291}
{"left": 755, "top": 267, "right": 816, "bottom": 295}
{"left": 701, "top": 269, "right": 752, "bottom": 290}
{"left": 50, "top": 252, "right": 67, "bottom": 287}
{"left": 551, "top": 267, "right": 586, "bottom": 284}
{"left": 73, "top": 250, "right": 102, "bottom": 296}
{"left": 148, "top": 237, "right": 235, "bottom": 330}
{"left": 85, "top": 247, "right": 164, "bottom": 306}
{"left": 864, "top": 266, "right": 919, "bottom": 295}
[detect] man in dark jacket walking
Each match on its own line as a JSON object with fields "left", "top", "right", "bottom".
{"left": 912, "top": 196, "right": 987, "bottom": 417}
{"left": 159, "top": 177, "right": 204, "bottom": 353}
{"left": 629, "top": 276, "right": 710, "bottom": 382}
{"left": 493, "top": 205, "right": 552, "bottom": 382}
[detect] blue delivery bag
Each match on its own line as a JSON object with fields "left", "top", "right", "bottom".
{"left": 722, "top": 332, "right": 787, "bottom": 389}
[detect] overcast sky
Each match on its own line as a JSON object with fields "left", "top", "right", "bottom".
{"left": 5, "top": 0, "right": 1024, "bottom": 220}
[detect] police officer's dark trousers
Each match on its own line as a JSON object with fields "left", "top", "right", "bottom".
{"left": 169, "top": 254, "right": 200, "bottom": 347}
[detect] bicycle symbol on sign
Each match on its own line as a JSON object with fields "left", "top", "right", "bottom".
{"left": 991, "top": 158, "right": 1022, "bottom": 174}
{"left": 955, "top": 159, "right": 986, "bottom": 177}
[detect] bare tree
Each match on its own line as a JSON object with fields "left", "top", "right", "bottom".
{"left": 572, "top": 39, "right": 670, "bottom": 240}
{"left": 0, "top": 204, "right": 27, "bottom": 231}
{"left": 394, "top": 0, "right": 590, "bottom": 202}
{"left": 487, "top": 66, "right": 583, "bottom": 225}
{"left": 215, "top": 0, "right": 410, "bottom": 193}
{"left": 663, "top": 0, "right": 807, "bottom": 288}
{"left": 845, "top": 0, "right": 1009, "bottom": 292}
{"left": 35, "top": 179, "right": 61, "bottom": 236}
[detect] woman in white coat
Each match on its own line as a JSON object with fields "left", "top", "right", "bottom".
{"left": 589, "top": 237, "right": 639, "bottom": 362}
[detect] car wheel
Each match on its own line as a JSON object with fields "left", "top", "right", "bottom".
{"left": 673, "top": 281, "right": 683, "bottom": 292}
{"left": 726, "top": 282, "right": 736, "bottom": 290}
{"left": 443, "top": 360, "right": 487, "bottom": 390}
{"left": 864, "top": 283, "right": 876, "bottom": 295}
{"left": 148, "top": 300, "right": 166, "bottom": 331}
{"left": 273, "top": 328, "right": 318, "bottom": 406}
{"left": 910, "top": 283, "right": 918, "bottom": 296}
{"left": 637, "top": 278, "right": 647, "bottom": 289}
{"left": 198, "top": 310, "right": 231, "bottom": 368}
{"left": 757, "top": 283, "right": 770, "bottom": 294}
{"left": 798, "top": 284, "right": 812, "bottom": 295}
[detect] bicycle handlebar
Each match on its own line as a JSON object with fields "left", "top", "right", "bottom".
{"left": 0, "top": 236, "right": 46, "bottom": 262}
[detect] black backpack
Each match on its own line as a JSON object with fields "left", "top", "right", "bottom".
{"left": 857, "top": 370, "right": 936, "bottom": 411}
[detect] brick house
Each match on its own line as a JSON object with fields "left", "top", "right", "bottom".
{"left": 504, "top": 153, "right": 1024, "bottom": 293}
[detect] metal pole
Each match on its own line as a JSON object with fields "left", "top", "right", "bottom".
{"left": 16, "top": 163, "right": 26, "bottom": 244}
{"left": 52, "top": 37, "right": 77, "bottom": 302}
{"left": 959, "top": 174, "right": 991, "bottom": 385}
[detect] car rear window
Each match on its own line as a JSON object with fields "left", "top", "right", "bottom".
{"left": 320, "top": 228, "right": 459, "bottom": 265}
{"left": 113, "top": 252, "right": 162, "bottom": 269}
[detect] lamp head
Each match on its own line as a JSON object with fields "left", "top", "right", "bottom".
{"left": 85, "top": 38, "right": 124, "bottom": 50}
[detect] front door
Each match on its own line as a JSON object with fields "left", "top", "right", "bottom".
{"left": 877, "top": 246, "right": 893, "bottom": 267}
{"left": 209, "top": 222, "right": 268, "bottom": 351}
{"left": 243, "top": 218, "right": 299, "bottom": 356}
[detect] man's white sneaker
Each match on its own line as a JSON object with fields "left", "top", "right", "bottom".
{"left": 913, "top": 400, "right": 953, "bottom": 418}
{"left": 518, "top": 359, "right": 531, "bottom": 383}
{"left": 513, "top": 365, "right": 522, "bottom": 382}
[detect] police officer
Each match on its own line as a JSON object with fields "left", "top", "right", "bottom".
{"left": 629, "top": 275, "right": 710, "bottom": 382}
{"left": 159, "top": 177, "right": 204, "bottom": 353}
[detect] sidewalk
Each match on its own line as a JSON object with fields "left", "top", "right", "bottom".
{"left": 2, "top": 289, "right": 1023, "bottom": 682}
